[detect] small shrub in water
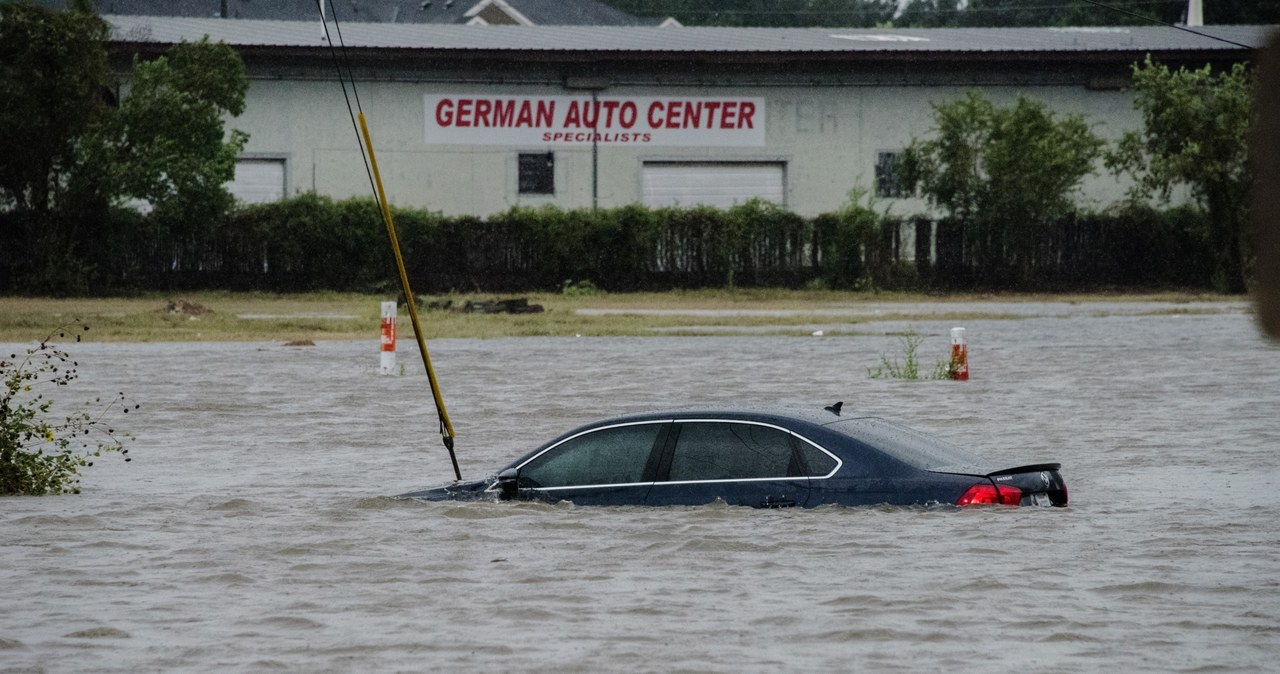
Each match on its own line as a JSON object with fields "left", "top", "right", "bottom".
{"left": 0, "top": 322, "right": 136, "bottom": 495}
{"left": 868, "top": 332, "right": 955, "bottom": 381}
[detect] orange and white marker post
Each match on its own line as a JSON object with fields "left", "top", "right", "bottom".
{"left": 950, "top": 326, "right": 969, "bottom": 381}
{"left": 380, "top": 300, "right": 397, "bottom": 375}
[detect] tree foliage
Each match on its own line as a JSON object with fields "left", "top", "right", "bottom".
{"left": 0, "top": 3, "right": 248, "bottom": 291}
{"left": 0, "top": 1, "right": 111, "bottom": 289}
{"left": 79, "top": 38, "right": 248, "bottom": 210}
{"left": 902, "top": 91, "right": 1103, "bottom": 283}
{"left": 77, "top": 37, "right": 249, "bottom": 268}
{"left": 894, "top": 0, "right": 963, "bottom": 28}
{"left": 1107, "top": 57, "right": 1255, "bottom": 292}
{"left": 1, "top": 323, "right": 135, "bottom": 495}
{"left": 0, "top": 0, "right": 109, "bottom": 215}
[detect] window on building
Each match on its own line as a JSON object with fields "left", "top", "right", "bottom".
{"left": 875, "top": 151, "right": 912, "bottom": 198}
{"left": 518, "top": 152, "right": 555, "bottom": 195}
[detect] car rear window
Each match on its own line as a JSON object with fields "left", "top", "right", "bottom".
{"left": 826, "top": 418, "right": 983, "bottom": 471}
{"left": 796, "top": 441, "right": 838, "bottom": 477}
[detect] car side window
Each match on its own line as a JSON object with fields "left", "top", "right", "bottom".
{"left": 796, "top": 440, "right": 838, "bottom": 477}
{"left": 666, "top": 422, "right": 796, "bottom": 482}
{"left": 518, "top": 423, "right": 662, "bottom": 488}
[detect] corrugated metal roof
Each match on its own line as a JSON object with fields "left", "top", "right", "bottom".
{"left": 507, "top": 0, "right": 647, "bottom": 26}
{"left": 105, "top": 16, "right": 1274, "bottom": 55}
{"left": 39, "top": 0, "right": 653, "bottom": 25}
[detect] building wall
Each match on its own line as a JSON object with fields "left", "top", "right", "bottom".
{"left": 232, "top": 62, "right": 1142, "bottom": 218}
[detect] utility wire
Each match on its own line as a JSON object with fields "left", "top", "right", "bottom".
{"left": 314, "top": 0, "right": 378, "bottom": 200}
{"left": 313, "top": 0, "right": 461, "bottom": 479}
{"left": 326, "top": 1, "right": 368, "bottom": 115}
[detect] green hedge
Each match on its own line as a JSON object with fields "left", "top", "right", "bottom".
{"left": 0, "top": 194, "right": 1220, "bottom": 294}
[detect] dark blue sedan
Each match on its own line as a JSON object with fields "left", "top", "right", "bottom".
{"left": 399, "top": 403, "right": 1068, "bottom": 508}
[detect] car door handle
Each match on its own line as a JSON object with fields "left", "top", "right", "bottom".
{"left": 761, "top": 495, "right": 797, "bottom": 508}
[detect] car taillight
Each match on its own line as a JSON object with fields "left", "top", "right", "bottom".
{"left": 956, "top": 483, "right": 1022, "bottom": 506}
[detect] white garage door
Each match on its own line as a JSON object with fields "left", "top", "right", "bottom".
{"left": 642, "top": 162, "right": 785, "bottom": 209}
{"left": 230, "top": 159, "right": 286, "bottom": 204}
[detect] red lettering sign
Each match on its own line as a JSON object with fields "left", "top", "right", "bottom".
{"left": 427, "top": 95, "right": 763, "bottom": 146}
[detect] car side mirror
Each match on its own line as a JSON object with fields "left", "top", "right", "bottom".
{"left": 496, "top": 467, "right": 519, "bottom": 500}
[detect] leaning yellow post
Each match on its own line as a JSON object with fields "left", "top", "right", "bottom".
{"left": 358, "top": 112, "right": 461, "bottom": 481}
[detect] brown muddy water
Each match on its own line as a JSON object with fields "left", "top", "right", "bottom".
{"left": 3, "top": 302, "right": 1279, "bottom": 672}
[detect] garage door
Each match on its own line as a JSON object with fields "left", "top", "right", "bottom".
{"left": 642, "top": 162, "right": 785, "bottom": 209}
{"left": 230, "top": 159, "right": 286, "bottom": 204}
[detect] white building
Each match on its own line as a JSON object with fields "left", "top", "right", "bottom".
{"left": 104, "top": 17, "right": 1270, "bottom": 218}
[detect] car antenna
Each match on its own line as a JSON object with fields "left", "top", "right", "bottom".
{"left": 824, "top": 401, "right": 843, "bottom": 416}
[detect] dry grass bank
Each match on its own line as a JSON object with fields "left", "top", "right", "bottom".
{"left": 0, "top": 289, "right": 1235, "bottom": 343}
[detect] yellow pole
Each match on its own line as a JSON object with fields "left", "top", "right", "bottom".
{"left": 358, "top": 112, "right": 460, "bottom": 480}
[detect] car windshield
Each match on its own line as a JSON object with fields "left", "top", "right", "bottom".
{"left": 826, "top": 418, "right": 985, "bottom": 471}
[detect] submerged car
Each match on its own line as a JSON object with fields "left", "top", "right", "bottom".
{"left": 399, "top": 404, "right": 1068, "bottom": 508}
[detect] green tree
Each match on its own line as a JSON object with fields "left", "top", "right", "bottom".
{"left": 1107, "top": 56, "right": 1255, "bottom": 293}
{"left": 1205, "top": 0, "right": 1280, "bottom": 24}
{"left": 0, "top": 0, "right": 111, "bottom": 286}
{"left": 77, "top": 37, "right": 249, "bottom": 272}
{"left": 902, "top": 91, "right": 1103, "bottom": 283}
{"left": 1, "top": 3, "right": 249, "bottom": 292}
{"left": 1, "top": 322, "right": 134, "bottom": 495}
{"left": 895, "top": 0, "right": 963, "bottom": 28}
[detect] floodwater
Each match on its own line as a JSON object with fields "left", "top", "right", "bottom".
{"left": 3, "top": 301, "right": 1279, "bottom": 672}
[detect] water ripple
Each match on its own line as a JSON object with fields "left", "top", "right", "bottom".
{"left": 2, "top": 308, "right": 1278, "bottom": 672}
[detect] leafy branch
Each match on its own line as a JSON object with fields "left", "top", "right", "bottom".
{"left": 0, "top": 321, "right": 137, "bottom": 495}
{"left": 867, "top": 332, "right": 956, "bottom": 380}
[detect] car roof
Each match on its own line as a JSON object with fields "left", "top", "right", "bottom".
{"left": 587, "top": 404, "right": 862, "bottom": 428}
{"left": 571, "top": 405, "right": 988, "bottom": 473}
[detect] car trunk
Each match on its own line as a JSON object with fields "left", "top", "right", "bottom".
{"left": 932, "top": 463, "right": 1068, "bottom": 507}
